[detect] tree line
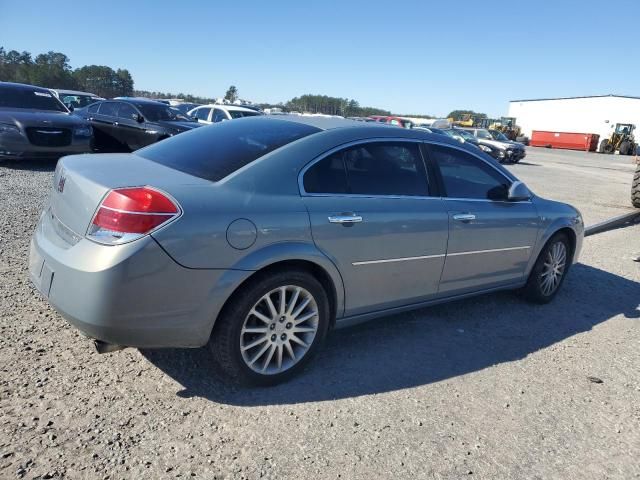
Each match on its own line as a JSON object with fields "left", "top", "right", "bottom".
{"left": 285, "top": 94, "right": 390, "bottom": 117}
{"left": 1, "top": 47, "right": 457, "bottom": 118}
{"left": 0, "top": 47, "right": 134, "bottom": 98}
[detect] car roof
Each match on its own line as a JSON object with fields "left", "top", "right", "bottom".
{"left": 53, "top": 89, "right": 98, "bottom": 96}
{"left": 197, "top": 104, "right": 260, "bottom": 112}
{"left": 113, "top": 97, "right": 170, "bottom": 105}
{"left": 0, "top": 81, "right": 53, "bottom": 93}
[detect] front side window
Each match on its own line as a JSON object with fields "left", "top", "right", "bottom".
{"left": 304, "top": 142, "right": 429, "bottom": 196}
{"left": 87, "top": 103, "right": 100, "bottom": 114}
{"left": 98, "top": 102, "right": 119, "bottom": 117}
{"left": 429, "top": 145, "right": 509, "bottom": 200}
{"left": 117, "top": 103, "right": 139, "bottom": 121}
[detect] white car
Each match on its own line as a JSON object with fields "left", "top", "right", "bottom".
{"left": 188, "top": 104, "right": 262, "bottom": 124}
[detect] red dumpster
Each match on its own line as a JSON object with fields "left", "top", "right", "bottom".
{"left": 530, "top": 131, "right": 600, "bottom": 151}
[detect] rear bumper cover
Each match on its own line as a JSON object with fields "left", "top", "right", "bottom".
{"left": 29, "top": 211, "right": 251, "bottom": 348}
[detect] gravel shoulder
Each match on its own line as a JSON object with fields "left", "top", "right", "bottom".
{"left": 1, "top": 149, "right": 638, "bottom": 480}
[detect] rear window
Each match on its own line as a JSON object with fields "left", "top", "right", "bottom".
{"left": 137, "top": 117, "right": 321, "bottom": 181}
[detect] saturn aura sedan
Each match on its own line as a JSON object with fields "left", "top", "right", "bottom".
{"left": 29, "top": 116, "right": 583, "bottom": 385}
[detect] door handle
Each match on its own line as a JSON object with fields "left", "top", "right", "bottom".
{"left": 113, "top": 122, "right": 119, "bottom": 126}
{"left": 453, "top": 213, "right": 476, "bottom": 222}
{"left": 328, "top": 214, "right": 363, "bottom": 225}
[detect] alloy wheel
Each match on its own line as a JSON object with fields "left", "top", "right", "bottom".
{"left": 540, "top": 241, "right": 567, "bottom": 296}
{"left": 240, "top": 285, "right": 319, "bottom": 375}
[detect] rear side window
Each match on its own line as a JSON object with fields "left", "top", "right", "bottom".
{"left": 138, "top": 117, "right": 321, "bottom": 182}
{"left": 429, "top": 145, "right": 509, "bottom": 200}
{"left": 304, "top": 142, "right": 429, "bottom": 196}
{"left": 195, "top": 107, "right": 211, "bottom": 121}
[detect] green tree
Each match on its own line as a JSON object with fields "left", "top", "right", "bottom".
{"left": 446, "top": 109, "right": 487, "bottom": 121}
{"left": 224, "top": 85, "right": 238, "bottom": 103}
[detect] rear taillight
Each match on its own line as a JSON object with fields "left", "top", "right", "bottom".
{"left": 87, "top": 186, "right": 180, "bottom": 245}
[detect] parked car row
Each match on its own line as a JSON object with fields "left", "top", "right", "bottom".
{"left": 73, "top": 97, "right": 201, "bottom": 152}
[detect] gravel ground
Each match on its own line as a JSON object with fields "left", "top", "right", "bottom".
{"left": 1, "top": 147, "right": 639, "bottom": 480}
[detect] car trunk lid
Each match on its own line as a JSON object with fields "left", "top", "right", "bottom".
{"left": 49, "top": 153, "right": 209, "bottom": 238}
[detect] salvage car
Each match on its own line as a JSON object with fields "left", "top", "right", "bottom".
{"left": 462, "top": 127, "right": 526, "bottom": 163}
{"left": 0, "top": 82, "right": 93, "bottom": 160}
{"left": 73, "top": 98, "right": 200, "bottom": 151}
{"left": 29, "top": 116, "right": 583, "bottom": 385}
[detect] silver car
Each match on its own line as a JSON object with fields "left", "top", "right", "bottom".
{"left": 29, "top": 116, "right": 584, "bottom": 385}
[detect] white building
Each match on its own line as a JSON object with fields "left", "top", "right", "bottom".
{"left": 507, "top": 95, "right": 640, "bottom": 141}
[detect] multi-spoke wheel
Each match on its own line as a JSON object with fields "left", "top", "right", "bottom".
{"left": 209, "top": 270, "right": 330, "bottom": 385}
{"left": 240, "top": 286, "right": 319, "bottom": 375}
{"left": 522, "top": 233, "right": 571, "bottom": 304}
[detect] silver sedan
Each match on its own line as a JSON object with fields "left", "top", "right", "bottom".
{"left": 29, "top": 116, "right": 584, "bottom": 385}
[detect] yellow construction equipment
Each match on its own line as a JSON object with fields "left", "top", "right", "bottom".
{"left": 599, "top": 123, "right": 636, "bottom": 155}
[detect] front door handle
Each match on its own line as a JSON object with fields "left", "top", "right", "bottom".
{"left": 328, "top": 214, "right": 363, "bottom": 225}
{"left": 453, "top": 213, "right": 476, "bottom": 222}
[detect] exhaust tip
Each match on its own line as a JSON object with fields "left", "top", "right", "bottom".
{"left": 94, "top": 340, "right": 125, "bottom": 354}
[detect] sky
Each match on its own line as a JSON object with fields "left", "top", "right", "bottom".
{"left": 1, "top": 0, "right": 639, "bottom": 117}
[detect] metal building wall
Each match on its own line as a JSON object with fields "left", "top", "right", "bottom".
{"left": 507, "top": 96, "right": 640, "bottom": 141}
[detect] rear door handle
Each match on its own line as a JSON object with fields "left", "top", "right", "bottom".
{"left": 328, "top": 214, "right": 363, "bottom": 225}
{"left": 453, "top": 213, "right": 476, "bottom": 222}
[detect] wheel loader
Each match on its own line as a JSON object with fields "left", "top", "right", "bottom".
{"left": 599, "top": 123, "right": 637, "bottom": 155}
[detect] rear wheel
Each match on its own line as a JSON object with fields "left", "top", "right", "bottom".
{"left": 522, "top": 233, "right": 571, "bottom": 304}
{"left": 209, "top": 270, "right": 330, "bottom": 385}
{"left": 632, "top": 164, "right": 640, "bottom": 208}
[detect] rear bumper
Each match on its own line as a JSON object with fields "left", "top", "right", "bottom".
{"left": 29, "top": 211, "right": 251, "bottom": 348}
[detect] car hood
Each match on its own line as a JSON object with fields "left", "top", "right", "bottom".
{"left": 0, "top": 108, "right": 88, "bottom": 128}
{"left": 477, "top": 138, "right": 524, "bottom": 149}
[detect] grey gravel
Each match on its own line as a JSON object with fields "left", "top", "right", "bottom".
{"left": 1, "top": 147, "right": 639, "bottom": 479}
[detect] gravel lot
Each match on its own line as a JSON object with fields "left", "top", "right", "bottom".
{"left": 1, "top": 147, "right": 639, "bottom": 479}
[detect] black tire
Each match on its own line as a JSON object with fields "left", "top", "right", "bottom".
{"left": 522, "top": 233, "right": 571, "bottom": 304}
{"left": 208, "top": 269, "right": 330, "bottom": 386}
{"left": 632, "top": 164, "right": 640, "bottom": 208}
{"left": 599, "top": 139, "right": 611, "bottom": 154}
{"left": 619, "top": 141, "right": 631, "bottom": 156}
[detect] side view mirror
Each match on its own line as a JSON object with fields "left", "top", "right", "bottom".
{"left": 136, "top": 114, "right": 144, "bottom": 123}
{"left": 507, "top": 181, "right": 531, "bottom": 201}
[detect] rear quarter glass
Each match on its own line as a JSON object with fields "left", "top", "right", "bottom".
{"left": 136, "top": 117, "right": 321, "bottom": 182}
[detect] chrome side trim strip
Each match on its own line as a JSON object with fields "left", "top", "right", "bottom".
{"left": 352, "top": 254, "right": 445, "bottom": 266}
{"left": 353, "top": 246, "right": 530, "bottom": 266}
{"left": 448, "top": 246, "right": 530, "bottom": 257}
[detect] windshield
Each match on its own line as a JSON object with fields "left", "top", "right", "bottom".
{"left": 135, "top": 103, "right": 193, "bottom": 122}
{"left": 228, "top": 110, "right": 261, "bottom": 119}
{"left": 476, "top": 129, "right": 493, "bottom": 140}
{"left": 58, "top": 94, "right": 96, "bottom": 109}
{"left": 455, "top": 130, "right": 475, "bottom": 141}
{"left": 0, "top": 87, "right": 67, "bottom": 112}
{"left": 491, "top": 130, "right": 510, "bottom": 141}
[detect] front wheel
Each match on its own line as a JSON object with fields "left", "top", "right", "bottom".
{"left": 599, "top": 139, "right": 611, "bottom": 153}
{"left": 522, "top": 233, "right": 571, "bottom": 304}
{"left": 209, "top": 270, "right": 330, "bottom": 385}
